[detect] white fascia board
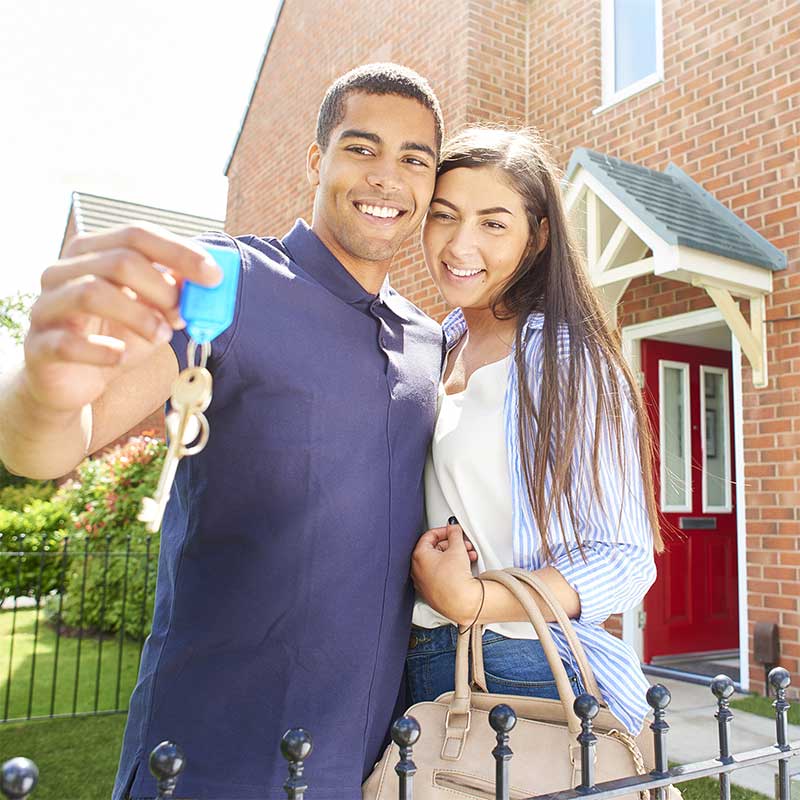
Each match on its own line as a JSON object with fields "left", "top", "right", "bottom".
{"left": 577, "top": 172, "right": 664, "bottom": 255}
{"left": 674, "top": 245, "right": 774, "bottom": 296}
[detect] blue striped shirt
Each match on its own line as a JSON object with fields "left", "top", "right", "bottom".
{"left": 442, "top": 308, "right": 656, "bottom": 733}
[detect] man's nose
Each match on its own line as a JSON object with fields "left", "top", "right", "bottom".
{"left": 366, "top": 159, "right": 403, "bottom": 193}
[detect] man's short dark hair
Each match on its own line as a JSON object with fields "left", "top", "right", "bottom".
{"left": 316, "top": 63, "right": 444, "bottom": 154}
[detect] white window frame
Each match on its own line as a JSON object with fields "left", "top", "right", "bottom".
{"left": 659, "top": 359, "right": 692, "bottom": 513}
{"left": 597, "top": 0, "right": 664, "bottom": 113}
{"left": 700, "top": 366, "right": 733, "bottom": 513}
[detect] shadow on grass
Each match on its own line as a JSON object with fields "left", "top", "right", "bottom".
{"left": 1, "top": 607, "right": 142, "bottom": 721}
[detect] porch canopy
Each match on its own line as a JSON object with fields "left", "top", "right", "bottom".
{"left": 564, "top": 149, "right": 786, "bottom": 388}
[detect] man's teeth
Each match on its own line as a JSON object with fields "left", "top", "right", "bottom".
{"left": 445, "top": 262, "right": 483, "bottom": 277}
{"left": 356, "top": 203, "right": 401, "bottom": 218}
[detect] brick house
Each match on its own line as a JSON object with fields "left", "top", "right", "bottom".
{"left": 164, "top": 1, "right": 800, "bottom": 693}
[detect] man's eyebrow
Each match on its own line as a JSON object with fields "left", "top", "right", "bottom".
{"left": 430, "top": 198, "right": 514, "bottom": 215}
{"left": 338, "top": 129, "right": 382, "bottom": 144}
{"left": 401, "top": 141, "right": 436, "bottom": 160}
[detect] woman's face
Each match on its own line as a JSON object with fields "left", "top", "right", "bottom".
{"left": 422, "top": 166, "right": 532, "bottom": 311}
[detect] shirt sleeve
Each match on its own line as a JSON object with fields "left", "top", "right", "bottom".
{"left": 519, "top": 331, "right": 656, "bottom": 625}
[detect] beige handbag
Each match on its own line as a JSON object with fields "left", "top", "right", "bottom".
{"left": 363, "top": 568, "right": 664, "bottom": 800}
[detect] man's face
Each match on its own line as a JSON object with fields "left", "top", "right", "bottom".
{"left": 307, "top": 93, "right": 438, "bottom": 275}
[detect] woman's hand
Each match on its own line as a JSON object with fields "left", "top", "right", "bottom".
{"left": 411, "top": 519, "right": 483, "bottom": 627}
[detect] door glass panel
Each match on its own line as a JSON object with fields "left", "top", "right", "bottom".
{"left": 660, "top": 363, "right": 690, "bottom": 509}
{"left": 703, "top": 369, "right": 730, "bottom": 509}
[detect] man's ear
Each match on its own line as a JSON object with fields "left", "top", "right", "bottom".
{"left": 306, "top": 141, "right": 322, "bottom": 188}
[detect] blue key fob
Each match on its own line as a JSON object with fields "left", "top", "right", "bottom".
{"left": 179, "top": 244, "right": 241, "bottom": 344}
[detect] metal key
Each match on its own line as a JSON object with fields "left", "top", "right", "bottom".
{"left": 139, "top": 366, "right": 213, "bottom": 532}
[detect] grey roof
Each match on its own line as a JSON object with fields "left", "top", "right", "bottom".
{"left": 566, "top": 148, "right": 786, "bottom": 271}
{"left": 69, "top": 192, "right": 224, "bottom": 239}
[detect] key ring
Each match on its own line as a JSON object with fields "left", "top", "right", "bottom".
{"left": 186, "top": 339, "right": 211, "bottom": 370}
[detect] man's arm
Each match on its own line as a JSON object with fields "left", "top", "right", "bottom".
{"left": 0, "top": 224, "right": 221, "bottom": 479}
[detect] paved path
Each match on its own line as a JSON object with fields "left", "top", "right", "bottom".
{"left": 657, "top": 677, "right": 800, "bottom": 797}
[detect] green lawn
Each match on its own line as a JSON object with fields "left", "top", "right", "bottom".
{"left": 0, "top": 714, "right": 127, "bottom": 800}
{"left": 1, "top": 607, "right": 142, "bottom": 722}
{"left": 730, "top": 693, "right": 800, "bottom": 725}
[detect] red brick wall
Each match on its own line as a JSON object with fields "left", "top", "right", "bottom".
{"left": 226, "top": 0, "right": 800, "bottom": 689}
{"left": 525, "top": 0, "right": 800, "bottom": 693}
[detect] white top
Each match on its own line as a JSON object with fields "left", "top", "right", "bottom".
{"left": 412, "top": 355, "right": 537, "bottom": 640}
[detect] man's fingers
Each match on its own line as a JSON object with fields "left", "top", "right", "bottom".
{"left": 27, "top": 329, "right": 126, "bottom": 368}
{"left": 62, "top": 224, "right": 222, "bottom": 286}
{"left": 30, "top": 276, "right": 174, "bottom": 345}
{"left": 42, "top": 249, "right": 181, "bottom": 315}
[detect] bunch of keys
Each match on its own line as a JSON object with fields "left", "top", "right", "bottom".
{"left": 139, "top": 244, "right": 240, "bottom": 532}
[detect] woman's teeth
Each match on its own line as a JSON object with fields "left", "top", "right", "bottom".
{"left": 444, "top": 262, "right": 484, "bottom": 278}
{"left": 355, "top": 203, "right": 401, "bottom": 218}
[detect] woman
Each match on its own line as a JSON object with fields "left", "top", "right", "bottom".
{"left": 407, "top": 126, "right": 662, "bottom": 734}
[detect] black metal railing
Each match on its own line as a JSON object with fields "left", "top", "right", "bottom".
{"left": 0, "top": 537, "right": 156, "bottom": 723}
{"left": 3, "top": 668, "right": 798, "bottom": 800}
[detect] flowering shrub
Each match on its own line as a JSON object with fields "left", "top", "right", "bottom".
{"left": 55, "top": 434, "right": 166, "bottom": 638}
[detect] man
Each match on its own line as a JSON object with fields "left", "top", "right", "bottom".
{"left": 0, "top": 64, "right": 444, "bottom": 799}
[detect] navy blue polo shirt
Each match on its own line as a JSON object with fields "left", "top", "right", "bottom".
{"left": 114, "top": 220, "right": 442, "bottom": 800}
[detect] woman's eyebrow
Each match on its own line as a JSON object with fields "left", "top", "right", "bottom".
{"left": 430, "top": 197, "right": 459, "bottom": 210}
{"left": 431, "top": 198, "right": 513, "bottom": 216}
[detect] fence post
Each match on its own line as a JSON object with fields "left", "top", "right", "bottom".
{"left": 490, "top": 704, "right": 516, "bottom": 800}
{"left": 392, "top": 716, "right": 420, "bottom": 800}
{"left": 712, "top": 674, "right": 735, "bottom": 800}
{"left": 1, "top": 758, "right": 38, "bottom": 800}
{"left": 281, "top": 729, "right": 313, "bottom": 800}
{"left": 769, "top": 667, "right": 792, "bottom": 800}
{"left": 648, "top": 683, "right": 672, "bottom": 800}
{"left": 149, "top": 741, "right": 185, "bottom": 799}
{"left": 574, "top": 694, "right": 600, "bottom": 793}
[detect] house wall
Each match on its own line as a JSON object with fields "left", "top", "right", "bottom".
{"left": 226, "top": 0, "right": 800, "bottom": 691}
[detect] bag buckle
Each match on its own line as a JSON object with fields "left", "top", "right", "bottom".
{"left": 441, "top": 709, "right": 471, "bottom": 761}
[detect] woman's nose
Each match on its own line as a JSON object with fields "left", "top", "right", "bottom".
{"left": 447, "top": 223, "right": 479, "bottom": 260}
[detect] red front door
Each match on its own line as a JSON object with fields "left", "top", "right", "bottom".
{"left": 641, "top": 339, "right": 739, "bottom": 662}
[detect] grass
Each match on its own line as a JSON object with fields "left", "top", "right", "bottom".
{"left": 0, "top": 714, "right": 127, "bottom": 800}
{"left": 0, "top": 607, "right": 142, "bottom": 722}
{"left": 679, "top": 775, "right": 771, "bottom": 800}
{"left": 730, "top": 693, "right": 800, "bottom": 725}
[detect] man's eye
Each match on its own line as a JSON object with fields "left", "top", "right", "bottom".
{"left": 404, "top": 156, "right": 430, "bottom": 168}
{"left": 346, "top": 145, "right": 373, "bottom": 156}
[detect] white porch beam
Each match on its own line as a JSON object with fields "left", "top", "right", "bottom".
{"left": 703, "top": 286, "right": 768, "bottom": 387}
{"left": 595, "top": 219, "right": 632, "bottom": 273}
{"left": 586, "top": 191, "right": 603, "bottom": 269}
{"left": 592, "top": 257, "right": 655, "bottom": 287}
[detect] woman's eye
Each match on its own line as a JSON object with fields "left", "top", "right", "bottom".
{"left": 430, "top": 211, "right": 454, "bottom": 222}
{"left": 484, "top": 220, "right": 506, "bottom": 231}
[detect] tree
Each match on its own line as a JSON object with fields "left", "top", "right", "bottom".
{"left": 0, "top": 291, "right": 34, "bottom": 344}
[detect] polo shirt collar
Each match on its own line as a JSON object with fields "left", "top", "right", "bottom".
{"left": 282, "top": 219, "right": 407, "bottom": 318}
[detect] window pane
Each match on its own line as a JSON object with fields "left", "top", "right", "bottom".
{"left": 662, "top": 365, "right": 688, "bottom": 508}
{"left": 614, "top": 0, "right": 657, "bottom": 92}
{"left": 704, "top": 371, "right": 729, "bottom": 508}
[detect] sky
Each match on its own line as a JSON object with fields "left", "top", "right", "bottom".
{"left": 0, "top": 0, "right": 282, "bottom": 308}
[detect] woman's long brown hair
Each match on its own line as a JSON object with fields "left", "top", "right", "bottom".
{"left": 438, "top": 127, "right": 663, "bottom": 559}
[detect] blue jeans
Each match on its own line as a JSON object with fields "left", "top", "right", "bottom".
{"left": 406, "top": 624, "right": 584, "bottom": 704}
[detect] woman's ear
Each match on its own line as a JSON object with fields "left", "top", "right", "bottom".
{"left": 536, "top": 217, "right": 550, "bottom": 255}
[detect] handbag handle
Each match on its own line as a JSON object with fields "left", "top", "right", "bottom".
{"left": 502, "top": 568, "right": 603, "bottom": 701}
{"left": 450, "top": 570, "right": 582, "bottom": 737}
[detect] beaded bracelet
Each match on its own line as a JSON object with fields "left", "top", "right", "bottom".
{"left": 458, "top": 578, "right": 485, "bottom": 635}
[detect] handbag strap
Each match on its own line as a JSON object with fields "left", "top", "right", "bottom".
{"left": 450, "top": 570, "right": 582, "bottom": 739}
{"left": 504, "top": 568, "right": 604, "bottom": 702}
